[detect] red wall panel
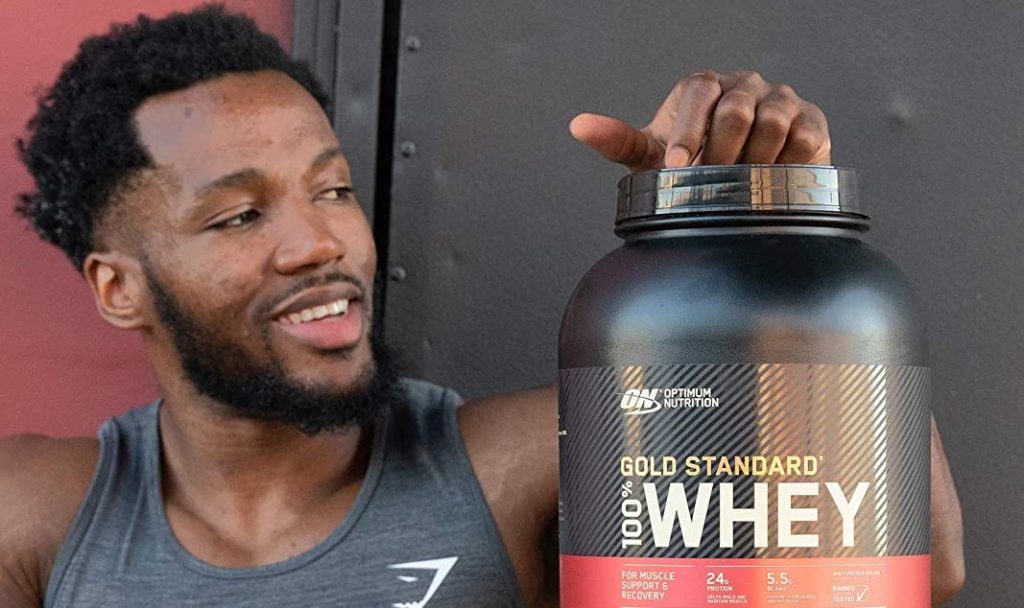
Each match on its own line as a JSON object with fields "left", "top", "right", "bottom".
{"left": 0, "top": 0, "right": 294, "bottom": 436}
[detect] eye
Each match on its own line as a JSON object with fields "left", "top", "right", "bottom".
{"left": 319, "top": 186, "right": 354, "bottom": 201}
{"left": 212, "top": 208, "right": 261, "bottom": 230}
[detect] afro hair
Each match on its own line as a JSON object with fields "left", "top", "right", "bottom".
{"left": 16, "top": 4, "right": 330, "bottom": 271}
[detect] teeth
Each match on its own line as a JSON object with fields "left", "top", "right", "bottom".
{"left": 277, "top": 298, "right": 351, "bottom": 325}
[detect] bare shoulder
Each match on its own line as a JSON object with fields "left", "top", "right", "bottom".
{"left": 456, "top": 385, "right": 558, "bottom": 514}
{"left": 0, "top": 434, "right": 99, "bottom": 606}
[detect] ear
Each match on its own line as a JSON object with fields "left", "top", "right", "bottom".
{"left": 82, "top": 251, "right": 147, "bottom": 330}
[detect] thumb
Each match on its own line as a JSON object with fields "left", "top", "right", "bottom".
{"left": 569, "top": 113, "right": 664, "bottom": 172}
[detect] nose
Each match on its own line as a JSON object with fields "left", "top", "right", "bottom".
{"left": 271, "top": 200, "right": 346, "bottom": 274}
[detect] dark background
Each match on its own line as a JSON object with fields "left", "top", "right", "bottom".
{"left": 295, "top": 2, "right": 1023, "bottom": 606}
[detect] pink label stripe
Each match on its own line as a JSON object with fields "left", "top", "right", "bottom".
{"left": 561, "top": 554, "right": 930, "bottom": 607}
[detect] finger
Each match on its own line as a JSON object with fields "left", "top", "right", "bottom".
{"left": 700, "top": 89, "right": 758, "bottom": 165}
{"left": 742, "top": 89, "right": 800, "bottom": 164}
{"left": 663, "top": 71, "right": 723, "bottom": 167}
{"left": 569, "top": 113, "right": 663, "bottom": 171}
{"left": 775, "top": 103, "right": 831, "bottom": 164}
{"left": 929, "top": 416, "right": 966, "bottom": 606}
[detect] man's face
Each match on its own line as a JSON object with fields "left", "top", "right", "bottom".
{"left": 126, "top": 70, "right": 390, "bottom": 432}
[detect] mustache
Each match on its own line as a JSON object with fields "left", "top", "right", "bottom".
{"left": 259, "top": 271, "right": 369, "bottom": 318}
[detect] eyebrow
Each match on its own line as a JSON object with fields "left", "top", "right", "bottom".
{"left": 194, "top": 168, "right": 262, "bottom": 199}
{"left": 311, "top": 146, "right": 344, "bottom": 169}
{"left": 193, "top": 146, "right": 346, "bottom": 199}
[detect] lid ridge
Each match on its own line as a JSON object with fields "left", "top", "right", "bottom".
{"left": 616, "top": 164, "right": 863, "bottom": 224}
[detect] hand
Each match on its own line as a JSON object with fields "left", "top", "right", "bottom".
{"left": 930, "top": 416, "right": 966, "bottom": 606}
{"left": 570, "top": 70, "right": 831, "bottom": 171}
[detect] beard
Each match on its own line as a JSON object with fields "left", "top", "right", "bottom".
{"left": 144, "top": 264, "right": 403, "bottom": 436}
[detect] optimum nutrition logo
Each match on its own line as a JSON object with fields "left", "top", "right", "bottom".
{"left": 618, "top": 388, "right": 720, "bottom": 415}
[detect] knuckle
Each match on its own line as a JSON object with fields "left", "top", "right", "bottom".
{"left": 819, "top": 135, "right": 833, "bottom": 156}
{"left": 788, "top": 131, "right": 821, "bottom": 157}
{"left": 803, "top": 102, "right": 829, "bottom": 127}
{"left": 788, "top": 101, "right": 829, "bottom": 139}
{"left": 736, "top": 70, "right": 764, "bottom": 85}
{"left": 682, "top": 70, "right": 721, "bottom": 97}
{"left": 775, "top": 84, "right": 797, "bottom": 99}
{"left": 761, "top": 90, "right": 800, "bottom": 114}
{"left": 685, "top": 70, "right": 719, "bottom": 86}
{"left": 715, "top": 93, "right": 755, "bottom": 129}
{"left": 721, "top": 88, "right": 753, "bottom": 103}
{"left": 755, "top": 109, "right": 792, "bottom": 138}
{"left": 682, "top": 71, "right": 722, "bottom": 100}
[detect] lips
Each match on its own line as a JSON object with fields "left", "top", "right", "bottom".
{"left": 269, "top": 283, "right": 363, "bottom": 320}
{"left": 269, "top": 284, "right": 366, "bottom": 350}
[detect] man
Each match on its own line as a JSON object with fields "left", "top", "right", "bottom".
{"left": 1, "top": 6, "right": 963, "bottom": 607}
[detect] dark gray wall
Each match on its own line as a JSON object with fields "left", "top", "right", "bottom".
{"left": 294, "top": 0, "right": 384, "bottom": 223}
{"left": 316, "top": 2, "right": 1024, "bottom": 605}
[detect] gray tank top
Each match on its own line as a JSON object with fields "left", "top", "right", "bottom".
{"left": 44, "top": 379, "right": 525, "bottom": 607}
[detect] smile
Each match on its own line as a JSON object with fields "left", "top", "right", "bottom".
{"left": 272, "top": 297, "right": 363, "bottom": 350}
{"left": 276, "top": 298, "right": 350, "bottom": 325}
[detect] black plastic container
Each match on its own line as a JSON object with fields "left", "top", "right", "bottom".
{"left": 558, "top": 165, "right": 931, "bottom": 608}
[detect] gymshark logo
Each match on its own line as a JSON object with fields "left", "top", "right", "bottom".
{"left": 387, "top": 556, "right": 458, "bottom": 608}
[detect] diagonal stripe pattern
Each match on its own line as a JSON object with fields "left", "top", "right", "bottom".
{"left": 558, "top": 363, "right": 930, "bottom": 559}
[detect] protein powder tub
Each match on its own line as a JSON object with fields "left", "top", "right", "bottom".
{"left": 558, "top": 165, "right": 930, "bottom": 607}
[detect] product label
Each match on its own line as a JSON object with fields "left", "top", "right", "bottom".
{"left": 558, "top": 363, "right": 930, "bottom": 607}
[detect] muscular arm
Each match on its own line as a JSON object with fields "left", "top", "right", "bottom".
{"left": 930, "top": 417, "right": 966, "bottom": 606}
{"left": 0, "top": 435, "right": 99, "bottom": 608}
{"left": 457, "top": 385, "right": 559, "bottom": 607}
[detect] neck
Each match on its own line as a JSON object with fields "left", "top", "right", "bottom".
{"left": 156, "top": 379, "right": 373, "bottom": 523}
